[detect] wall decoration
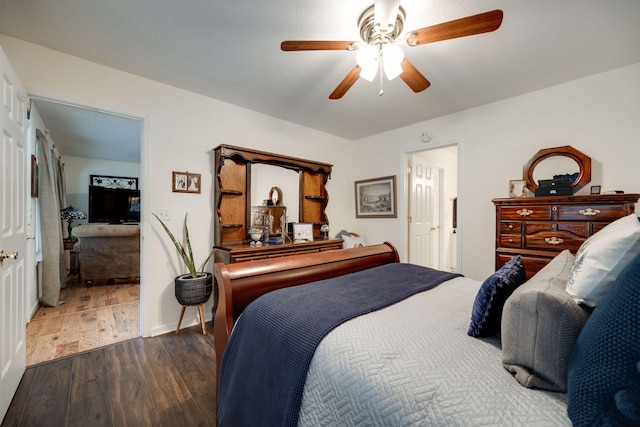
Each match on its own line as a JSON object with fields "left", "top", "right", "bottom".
{"left": 90, "top": 174, "right": 138, "bottom": 189}
{"left": 354, "top": 175, "right": 397, "bottom": 218}
{"left": 590, "top": 185, "right": 601, "bottom": 195}
{"left": 30, "top": 154, "right": 38, "bottom": 198}
{"left": 173, "top": 171, "right": 201, "bottom": 194}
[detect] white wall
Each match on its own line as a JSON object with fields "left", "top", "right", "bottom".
{"left": 351, "top": 62, "right": 640, "bottom": 280}
{"left": 0, "top": 34, "right": 354, "bottom": 337}
{"left": 63, "top": 155, "right": 140, "bottom": 226}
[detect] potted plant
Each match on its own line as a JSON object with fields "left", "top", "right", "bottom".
{"left": 153, "top": 213, "right": 215, "bottom": 306}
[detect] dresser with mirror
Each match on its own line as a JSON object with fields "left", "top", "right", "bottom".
{"left": 494, "top": 145, "right": 639, "bottom": 278}
{"left": 213, "top": 144, "right": 343, "bottom": 264}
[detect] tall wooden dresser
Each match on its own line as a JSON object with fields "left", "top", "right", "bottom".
{"left": 493, "top": 194, "right": 639, "bottom": 278}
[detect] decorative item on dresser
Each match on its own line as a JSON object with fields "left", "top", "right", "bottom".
{"left": 494, "top": 193, "right": 639, "bottom": 278}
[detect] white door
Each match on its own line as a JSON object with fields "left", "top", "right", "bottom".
{"left": 0, "top": 47, "right": 28, "bottom": 421}
{"left": 408, "top": 156, "right": 440, "bottom": 268}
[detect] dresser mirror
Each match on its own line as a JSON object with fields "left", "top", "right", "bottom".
{"left": 251, "top": 164, "right": 299, "bottom": 222}
{"left": 523, "top": 145, "right": 592, "bottom": 192}
{"left": 213, "top": 144, "right": 333, "bottom": 247}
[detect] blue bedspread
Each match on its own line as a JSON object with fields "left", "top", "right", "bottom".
{"left": 217, "top": 263, "right": 461, "bottom": 427}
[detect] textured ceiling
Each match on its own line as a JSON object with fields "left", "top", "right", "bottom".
{"left": 2, "top": 0, "right": 640, "bottom": 160}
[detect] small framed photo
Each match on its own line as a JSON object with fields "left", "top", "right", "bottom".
{"left": 590, "top": 185, "right": 601, "bottom": 195}
{"left": 293, "top": 223, "right": 314, "bottom": 242}
{"left": 509, "top": 179, "right": 527, "bottom": 198}
{"left": 173, "top": 171, "right": 201, "bottom": 194}
{"left": 354, "top": 175, "right": 397, "bottom": 218}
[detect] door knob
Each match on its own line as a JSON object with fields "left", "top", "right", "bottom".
{"left": 0, "top": 250, "right": 19, "bottom": 263}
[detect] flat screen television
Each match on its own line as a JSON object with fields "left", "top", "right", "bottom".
{"left": 88, "top": 185, "right": 140, "bottom": 224}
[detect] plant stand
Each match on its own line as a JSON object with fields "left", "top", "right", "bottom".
{"left": 174, "top": 272, "right": 212, "bottom": 335}
{"left": 176, "top": 303, "right": 207, "bottom": 335}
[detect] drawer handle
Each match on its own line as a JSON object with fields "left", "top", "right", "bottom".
{"left": 579, "top": 208, "right": 600, "bottom": 216}
{"left": 545, "top": 237, "right": 564, "bottom": 245}
{"left": 508, "top": 224, "right": 514, "bottom": 229}
{"left": 508, "top": 238, "right": 514, "bottom": 243}
{"left": 517, "top": 208, "right": 533, "bottom": 216}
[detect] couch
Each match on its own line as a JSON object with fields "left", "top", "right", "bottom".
{"left": 73, "top": 224, "right": 140, "bottom": 286}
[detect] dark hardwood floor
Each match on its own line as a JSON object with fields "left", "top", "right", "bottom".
{"left": 2, "top": 323, "right": 217, "bottom": 427}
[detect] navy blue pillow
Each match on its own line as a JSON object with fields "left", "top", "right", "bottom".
{"left": 468, "top": 255, "right": 526, "bottom": 337}
{"left": 567, "top": 252, "right": 640, "bottom": 426}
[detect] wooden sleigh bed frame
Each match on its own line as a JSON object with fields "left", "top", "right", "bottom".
{"left": 212, "top": 243, "right": 399, "bottom": 397}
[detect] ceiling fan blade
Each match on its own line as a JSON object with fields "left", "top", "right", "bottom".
{"left": 399, "top": 59, "right": 431, "bottom": 93}
{"left": 406, "top": 9, "right": 503, "bottom": 46}
{"left": 329, "top": 66, "right": 361, "bottom": 99}
{"left": 281, "top": 40, "right": 358, "bottom": 51}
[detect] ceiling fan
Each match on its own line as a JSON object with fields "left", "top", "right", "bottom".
{"left": 281, "top": 0, "right": 503, "bottom": 99}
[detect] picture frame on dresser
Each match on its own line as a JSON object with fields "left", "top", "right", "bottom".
{"left": 509, "top": 180, "right": 527, "bottom": 198}
{"left": 293, "top": 223, "right": 314, "bottom": 242}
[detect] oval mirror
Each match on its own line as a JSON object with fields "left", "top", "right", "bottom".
{"left": 524, "top": 145, "right": 592, "bottom": 192}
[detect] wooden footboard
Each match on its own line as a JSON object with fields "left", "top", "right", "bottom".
{"left": 213, "top": 242, "right": 399, "bottom": 400}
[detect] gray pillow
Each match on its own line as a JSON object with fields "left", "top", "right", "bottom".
{"left": 502, "top": 250, "right": 591, "bottom": 392}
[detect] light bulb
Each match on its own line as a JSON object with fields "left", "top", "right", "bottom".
{"left": 356, "top": 45, "right": 379, "bottom": 82}
{"left": 382, "top": 43, "right": 404, "bottom": 80}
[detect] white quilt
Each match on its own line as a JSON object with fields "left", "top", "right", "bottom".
{"left": 298, "top": 276, "right": 571, "bottom": 426}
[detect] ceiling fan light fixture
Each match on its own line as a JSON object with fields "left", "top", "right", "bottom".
{"left": 374, "top": 0, "right": 401, "bottom": 34}
{"left": 356, "top": 45, "right": 379, "bottom": 81}
{"left": 382, "top": 43, "right": 404, "bottom": 80}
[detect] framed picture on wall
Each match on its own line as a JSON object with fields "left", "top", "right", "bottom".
{"left": 354, "top": 175, "right": 397, "bottom": 218}
{"left": 90, "top": 174, "right": 138, "bottom": 189}
{"left": 172, "top": 171, "right": 201, "bottom": 194}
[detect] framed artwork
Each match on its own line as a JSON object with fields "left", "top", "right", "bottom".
{"left": 590, "top": 185, "right": 601, "bottom": 195}
{"left": 354, "top": 175, "right": 397, "bottom": 218}
{"left": 30, "top": 154, "right": 38, "bottom": 198}
{"left": 90, "top": 174, "right": 138, "bottom": 189}
{"left": 172, "top": 171, "right": 201, "bottom": 194}
{"left": 293, "top": 223, "right": 313, "bottom": 242}
{"left": 509, "top": 179, "right": 527, "bottom": 198}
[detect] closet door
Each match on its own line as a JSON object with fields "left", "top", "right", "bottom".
{"left": 0, "top": 46, "right": 28, "bottom": 421}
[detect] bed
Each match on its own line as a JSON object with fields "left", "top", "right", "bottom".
{"left": 213, "top": 238, "right": 640, "bottom": 426}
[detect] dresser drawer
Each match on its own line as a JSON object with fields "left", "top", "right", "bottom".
{"left": 557, "top": 204, "right": 628, "bottom": 221}
{"left": 499, "top": 235, "right": 522, "bottom": 248}
{"left": 500, "top": 206, "right": 552, "bottom": 220}
{"left": 496, "top": 253, "right": 553, "bottom": 279}
{"left": 525, "top": 222, "right": 588, "bottom": 237}
{"left": 524, "top": 231, "right": 585, "bottom": 251}
{"left": 500, "top": 221, "right": 522, "bottom": 234}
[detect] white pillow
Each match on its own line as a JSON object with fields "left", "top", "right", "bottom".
{"left": 342, "top": 234, "right": 366, "bottom": 249}
{"left": 566, "top": 214, "right": 640, "bottom": 306}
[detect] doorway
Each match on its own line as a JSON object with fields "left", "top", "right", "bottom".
{"left": 27, "top": 98, "right": 143, "bottom": 365}
{"left": 406, "top": 145, "right": 458, "bottom": 272}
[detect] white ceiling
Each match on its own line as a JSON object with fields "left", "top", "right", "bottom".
{"left": 2, "top": 0, "right": 640, "bottom": 160}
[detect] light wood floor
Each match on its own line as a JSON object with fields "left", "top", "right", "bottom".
{"left": 26, "top": 277, "right": 140, "bottom": 366}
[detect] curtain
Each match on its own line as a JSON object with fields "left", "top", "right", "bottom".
{"left": 37, "top": 129, "right": 67, "bottom": 306}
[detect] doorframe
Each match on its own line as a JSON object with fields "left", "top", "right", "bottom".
{"left": 401, "top": 140, "right": 463, "bottom": 272}
{"left": 27, "top": 89, "right": 150, "bottom": 337}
